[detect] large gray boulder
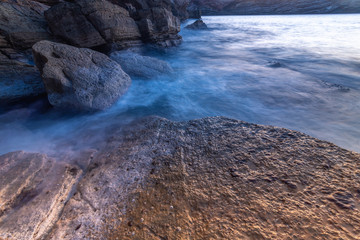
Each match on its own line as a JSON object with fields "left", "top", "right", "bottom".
{"left": 44, "top": 0, "right": 141, "bottom": 48}
{"left": 110, "top": 50, "right": 173, "bottom": 79}
{"left": 32, "top": 40, "right": 131, "bottom": 111}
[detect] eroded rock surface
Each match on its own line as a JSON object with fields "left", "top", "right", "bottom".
{"left": 110, "top": 50, "right": 173, "bottom": 79}
{"left": 0, "top": 151, "right": 82, "bottom": 240}
{"left": 45, "top": 116, "right": 360, "bottom": 239}
{"left": 32, "top": 40, "right": 131, "bottom": 111}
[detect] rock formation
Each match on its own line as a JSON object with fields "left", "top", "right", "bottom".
{"left": 185, "top": 19, "right": 208, "bottom": 30}
{"left": 110, "top": 50, "right": 173, "bottom": 79}
{"left": 0, "top": 116, "right": 359, "bottom": 239}
{"left": 0, "top": 0, "right": 187, "bottom": 104}
{"left": 189, "top": 0, "right": 360, "bottom": 15}
{"left": 44, "top": 0, "right": 142, "bottom": 49}
{"left": 32, "top": 41, "right": 131, "bottom": 111}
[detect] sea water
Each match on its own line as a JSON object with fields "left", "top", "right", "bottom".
{"left": 1, "top": 14, "right": 360, "bottom": 154}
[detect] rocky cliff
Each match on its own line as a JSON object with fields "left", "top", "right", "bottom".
{"left": 0, "top": 117, "right": 359, "bottom": 239}
{"left": 189, "top": 0, "right": 360, "bottom": 15}
{"left": 0, "top": 0, "right": 185, "bottom": 105}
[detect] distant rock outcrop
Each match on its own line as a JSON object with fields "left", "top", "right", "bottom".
{"left": 185, "top": 19, "right": 208, "bottom": 29}
{"left": 189, "top": 0, "right": 360, "bottom": 15}
{"left": 110, "top": 50, "right": 173, "bottom": 79}
{"left": 1, "top": 116, "right": 359, "bottom": 239}
{"left": 32, "top": 41, "right": 131, "bottom": 111}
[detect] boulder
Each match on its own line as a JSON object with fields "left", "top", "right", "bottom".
{"left": 30, "top": 116, "right": 360, "bottom": 239}
{"left": 110, "top": 50, "right": 173, "bottom": 79}
{"left": 0, "top": 151, "right": 82, "bottom": 240}
{"left": 44, "top": 0, "right": 141, "bottom": 49}
{"left": 185, "top": 19, "right": 208, "bottom": 30}
{"left": 32, "top": 40, "right": 131, "bottom": 111}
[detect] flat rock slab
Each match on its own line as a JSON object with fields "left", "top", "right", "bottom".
{"left": 47, "top": 116, "right": 360, "bottom": 239}
{"left": 0, "top": 151, "right": 82, "bottom": 240}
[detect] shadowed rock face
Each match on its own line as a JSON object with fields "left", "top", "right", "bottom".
{"left": 1, "top": 117, "right": 356, "bottom": 239}
{"left": 45, "top": 0, "right": 142, "bottom": 49}
{"left": 189, "top": 0, "right": 360, "bottom": 15}
{"left": 32, "top": 40, "right": 131, "bottom": 111}
{"left": 0, "top": 0, "right": 51, "bottom": 103}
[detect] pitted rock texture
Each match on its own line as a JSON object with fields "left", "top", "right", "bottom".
{"left": 32, "top": 40, "right": 131, "bottom": 111}
{"left": 0, "top": 151, "right": 82, "bottom": 240}
{"left": 45, "top": 116, "right": 360, "bottom": 239}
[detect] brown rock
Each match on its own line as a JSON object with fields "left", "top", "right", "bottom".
{"left": 47, "top": 116, "right": 360, "bottom": 239}
{"left": 0, "top": 151, "right": 82, "bottom": 240}
{"left": 32, "top": 40, "right": 131, "bottom": 111}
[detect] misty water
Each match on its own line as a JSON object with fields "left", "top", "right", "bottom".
{"left": 1, "top": 14, "right": 360, "bottom": 155}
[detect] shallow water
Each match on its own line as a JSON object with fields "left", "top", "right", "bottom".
{"left": 1, "top": 14, "right": 360, "bottom": 154}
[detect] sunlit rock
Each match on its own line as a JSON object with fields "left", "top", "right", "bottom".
{"left": 0, "top": 151, "right": 82, "bottom": 240}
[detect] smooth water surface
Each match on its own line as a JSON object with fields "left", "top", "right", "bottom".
{"left": 1, "top": 14, "right": 360, "bottom": 154}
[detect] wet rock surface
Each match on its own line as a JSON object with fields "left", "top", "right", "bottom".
{"left": 110, "top": 50, "right": 173, "bottom": 79}
{"left": 1, "top": 116, "right": 358, "bottom": 239}
{"left": 0, "top": 0, "right": 51, "bottom": 103}
{"left": 0, "top": 52, "right": 45, "bottom": 105}
{"left": 32, "top": 40, "right": 131, "bottom": 111}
